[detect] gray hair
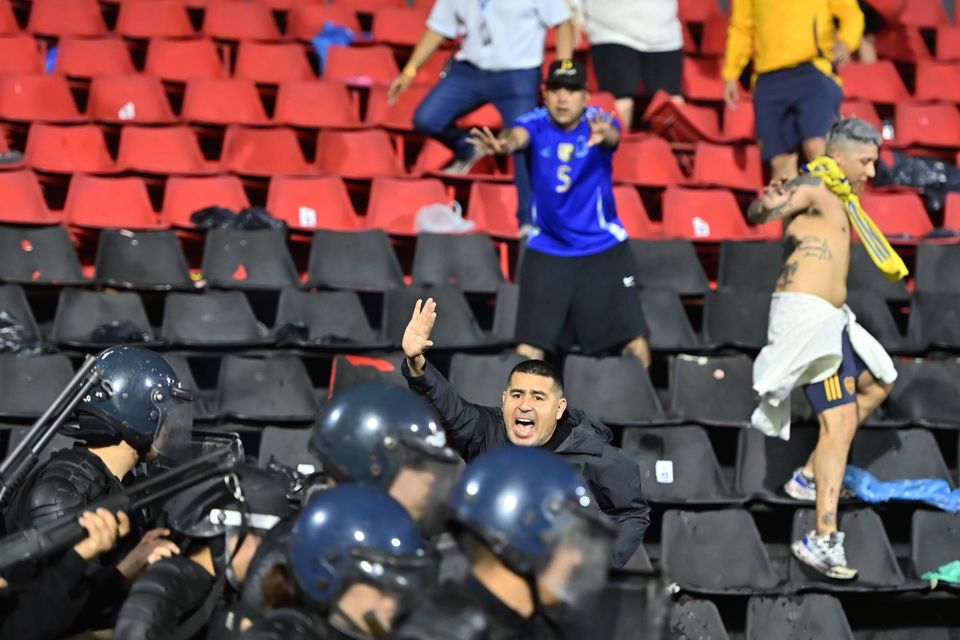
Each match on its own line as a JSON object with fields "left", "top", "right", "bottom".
{"left": 826, "top": 117, "right": 882, "bottom": 151}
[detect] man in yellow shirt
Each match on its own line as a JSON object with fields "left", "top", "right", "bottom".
{"left": 722, "top": 0, "right": 864, "bottom": 181}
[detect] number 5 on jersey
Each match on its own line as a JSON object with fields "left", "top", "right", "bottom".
{"left": 556, "top": 165, "right": 572, "bottom": 193}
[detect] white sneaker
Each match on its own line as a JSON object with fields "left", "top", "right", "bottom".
{"left": 791, "top": 530, "right": 859, "bottom": 580}
{"left": 783, "top": 468, "right": 856, "bottom": 502}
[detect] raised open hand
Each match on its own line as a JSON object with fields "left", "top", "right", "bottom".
{"left": 402, "top": 298, "right": 437, "bottom": 362}
{"left": 586, "top": 109, "right": 615, "bottom": 147}
{"left": 467, "top": 127, "right": 505, "bottom": 156}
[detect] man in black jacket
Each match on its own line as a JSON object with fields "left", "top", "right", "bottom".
{"left": 401, "top": 298, "right": 649, "bottom": 568}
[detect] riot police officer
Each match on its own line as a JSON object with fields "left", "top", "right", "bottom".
{"left": 114, "top": 464, "right": 293, "bottom": 640}
{"left": 2, "top": 345, "right": 191, "bottom": 636}
{"left": 310, "top": 381, "right": 463, "bottom": 537}
{"left": 391, "top": 446, "right": 616, "bottom": 640}
{"left": 263, "top": 484, "right": 434, "bottom": 640}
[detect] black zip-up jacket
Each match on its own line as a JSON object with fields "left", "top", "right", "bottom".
{"left": 402, "top": 360, "right": 650, "bottom": 568}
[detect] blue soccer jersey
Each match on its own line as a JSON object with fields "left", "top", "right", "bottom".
{"left": 514, "top": 106, "right": 626, "bottom": 257}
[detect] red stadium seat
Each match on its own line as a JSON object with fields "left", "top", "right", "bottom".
{"left": 457, "top": 103, "right": 502, "bottom": 129}
{"left": 163, "top": 175, "right": 250, "bottom": 228}
{"left": 897, "top": 0, "right": 949, "bottom": 28}
{"left": 316, "top": 129, "right": 403, "bottom": 179}
{"left": 588, "top": 92, "right": 619, "bottom": 116}
{"left": 144, "top": 38, "right": 227, "bottom": 82}
{"left": 858, "top": 192, "right": 934, "bottom": 240}
{"left": 936, "top": 25, "right": 960, "bottom": 61}
{"left": 64, "top": 175, "right": 163, "bottom": 230}
{"left": 839, "top": 100, "right": 883, "bottom": 134}
{"left": 28, "top": 0, "right": 106, "bottom": 37}
{"left": 692, "top": 142, "right": 762, "bottom": 191}
{"left": 466, "top": 181, "right": 519, "bottom": 239}
{"left": 613, "top": 135, "right": 686, "bottom": 187}
{"left": 274, "top": 80, "right": 359, "bottom": 128}
{"left": 861, "top": 0, "right": 906, "bottom": 23}
{"left": 286, "top": 4, "right": 361, "bottom": 40}
{"left": 838, "top": 61, "right": 910, "bottom": 104}
{"left": 944, "top": 191, "right": 960, "bottom": 230}
{"left": 365, "top": 176, "right": 450, "bottom": 235}
{"left": 266, "top": 175, "right": 361, "bottom": 232}
{"left": 643, "top": 90, "right": 723, "bottom": 142}
{"left": 894, "top": 102, "right": 960, "bottom": 148}
{"left": 115, "top": 0, "right": 194, "bottom": 39}
{"left": 323, "top": 45, "right": 399, "bottom": 87}
{"left": 0, "top": 73, "right": 84, "bottom": 122}
{"left": 0, "top": 34, "right": 44, "bottom": 74}
{"left": 371, "top": 6, "right": 430, "bottom": 47}
{"left": 722, "top": 98, "right": 755, "bottom": 141}
{"left": 678, "top": 0, "right": 723, "bottom": 23}
{"left": 661, "top": 187, "right": 757, "bottom": 241}
{"left": 181, "top": 78, "right": 268, "bottom": 125}
{"left": 117, "top": 126, "right": 215, "bottom": 175}
{"left": 700, "top": 13, "right": 728, "bottom": 57}
{"left": 56, "top": 36, "right": 136, "bottom": 78}
{"left": 613, "top": 185, "right": 660, "bottom": 239}
{"left": 24, "top": 123, "right": 117, "bottom": 174}
{"left": 202, "top": 1, "right": 280, "bottom": 41}
{"left": 914, "top": 61, "right": 960, "bottom": 103}
{"left": 0, "top": 170, "right": 57, "bottom": 224}
{"left": 220, "top": 126, "right": 315, "bottom": 176}
{"left": 874, "top": 25, "right": 932, "bottom": 63}
{"left": 682, "top": 57, "right": 725, "bottom": 102}
{"left": 0, "top": 0, "right": 18, "bottom": 34}
{"left": 234, "top": 41, "right": 315, "bottom": 84}
{"left": 88, "top": 75, "right": 177, "bottom": 124}
{"left": 365, "top": 83, "right": 432, "bottom": 130}
{"left": 410, "top": 137, "right": 502, "bottom": 178}
{"left": 413, "top": 54, "right": 450, "bottom": 85}
{"left": 333, "top": 0, "right": 405, "bottom": 14}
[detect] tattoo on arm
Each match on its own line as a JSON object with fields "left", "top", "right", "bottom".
{"left": 796, "top": 235, "right": 833, "bottom": 261}
{"left": 775, "top": 261, "right": 799, "bottom": 288}
{"left": 747, "top": 175, "right": 823, "bottom": 223}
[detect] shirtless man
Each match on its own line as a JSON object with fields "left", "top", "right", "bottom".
{"left": 747, "top": 118, "right": 897, "bottom": 580}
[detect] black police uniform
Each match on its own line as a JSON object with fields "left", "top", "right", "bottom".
{"left": 391, "top": 575, "right": 557, "bottom": 640}
{"left": 3, "top": 445, "right": 143, "bottom": 635}
{"left": 402, "top": 360, "right": 650, "bottom": 568}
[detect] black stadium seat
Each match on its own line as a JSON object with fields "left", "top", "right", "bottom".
{"left": 746, "top": 595, "right": 853, "bottom": 640}
{"left": 162, "top": 291, "right": 272, "bottom": 348}
{"left": 661, "top": 509, "right": 781, "bottom": 594}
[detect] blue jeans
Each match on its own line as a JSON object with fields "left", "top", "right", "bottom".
{"left": 413, "top": 60, "right": 540, "bottom": 225}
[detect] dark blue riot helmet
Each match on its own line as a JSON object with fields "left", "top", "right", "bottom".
{"left": 287, "top": 485, "right": 432, "bottom": 637}
{"left": 310, "top": 382, "right": 462, "bottom": 534}
{"left": 67, "top": 345, "right": 193, "bottom": 460}
{"left": 448, "top": 447, "right": 616, "bottom": 609}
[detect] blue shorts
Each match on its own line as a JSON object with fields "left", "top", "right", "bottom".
{"left": 753, "top": 63, "right": 843, "bottom": 161}
{"left": 803, "top": 329, "right": 866, "bottom": 415}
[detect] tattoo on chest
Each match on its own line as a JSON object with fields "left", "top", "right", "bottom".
{"left": 776, "top": 261, "right": 799, "bottom": 288}
{"left": 796, "top": 235, "right": 833, "bottom": 261}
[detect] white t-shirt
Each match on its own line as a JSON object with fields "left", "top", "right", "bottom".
{"left": 427, "top": 0, "right": 572, "bottom": 71}
{"left": 583, "top": 0, "right": 683, "bottom": 52}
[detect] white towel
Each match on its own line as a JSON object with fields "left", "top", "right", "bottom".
{"left": 751, "top": 292, "right": 897, "bottom": 441}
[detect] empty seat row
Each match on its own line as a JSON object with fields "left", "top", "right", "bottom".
{"left": 622, "top": 423, "right": 957, "bottom": 505}
{"left": 663, "top": 507, "right": 959, "bottom": 595}
{"left": 671, "top": 594, "right": 959, "bottom": 640}
{"left": 0, "top": 227, "right": 505, "bottom": 291}
{"left": 0, "top": 281, "right": 508, "bottom": 351}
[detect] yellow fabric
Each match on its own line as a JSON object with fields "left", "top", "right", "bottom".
{"left": 801, "top": 156, "right": 908, "bottom": 283}
{"left": 722, "top": 0, "right": 864, "bottom": 83}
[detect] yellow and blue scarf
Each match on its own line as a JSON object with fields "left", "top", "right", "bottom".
{"left": 801, "top": 155, "right": 908, "bottom": 283}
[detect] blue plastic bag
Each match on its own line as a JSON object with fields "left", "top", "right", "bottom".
{"left": 310, "top": 21, "right": 356, "bottom": 74}
{"left": 844, "top": 465, "right": 960, "bottom": 513}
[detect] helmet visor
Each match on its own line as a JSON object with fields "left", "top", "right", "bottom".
{"left": 149, "top": 388, "right": 193, "bottom": 464}
{"left": 395, "top": 444, "right": 463, "bottom": 537}
{"left": 536, "top": 509, "right": 614, "bottom": 607}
